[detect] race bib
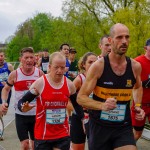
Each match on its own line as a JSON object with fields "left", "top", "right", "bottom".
{"left": 0, "top": 72, "right": 9, "bottom": 82}
{"left": 100, "top": 104, "right": 126, "bottom": 122}
{"left": 42, "top": 62, "right": 49, "bottom": 71}
{"left": 46, "top": 108, "right": 66, "bottom": 124}
{"left": 68, "top": 71, "right": 78, "bottom": 78}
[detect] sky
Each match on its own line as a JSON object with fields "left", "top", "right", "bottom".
{"left": 0, "top": 0, "right": 63, "bottom": 43}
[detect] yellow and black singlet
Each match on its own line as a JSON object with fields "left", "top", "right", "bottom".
{"left": 91, "top": 55, "right": 136, "bottom": 126}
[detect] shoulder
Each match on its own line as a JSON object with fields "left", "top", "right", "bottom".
{"left": 8, "top": 70, "right": 17, "bottom": 82}
{"left": 131, "top": 58, "right": 142, "bottom": 74}
{"left": 66, "top": 77, "right": 76, "bottom": 95}
{"left": 73, "top": 74, "right": 82, "bottom": 86}
{"left": 7, "top": 63, "right": 14, "bottom": 72}
{"left": 131, "top": 58, "right": 141, "bottom": 68}
{"left": 39, "top": 69, "right": 44, "bottom": 76}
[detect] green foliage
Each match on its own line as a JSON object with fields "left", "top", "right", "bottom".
{"left": 6, "top": 0, "right": 150, "bottom": 61}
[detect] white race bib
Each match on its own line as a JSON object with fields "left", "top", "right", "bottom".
{"left": 100, "top": 104, "right": 126, "bottom": 122}
{"left": 0, "top": 72, "right": 9, "bottom": 82}
{"left": 46, "top": 108, "right": 66, "bottom": 124}
{"left": 42, "top": 62, "right": 49, "bottom": 71}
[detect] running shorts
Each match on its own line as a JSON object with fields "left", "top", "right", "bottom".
{"left": 88, "top": 118, "right": 136, "bottom": 150}
{"left": 70, "top": 113, "right": 89, "bottom": 144}
{"left": 34, "top": 136, "right": 70, "bottom": 150}
{"left": 15, "top": 114, "right": 35, "bottom": 141}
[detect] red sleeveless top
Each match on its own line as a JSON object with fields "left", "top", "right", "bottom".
{"left": 34, "top": 75, "right": 70, "bottom": 140}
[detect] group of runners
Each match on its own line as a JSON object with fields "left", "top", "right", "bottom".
{"left": 0, "top": 23, "right": 150, "bottom": 150}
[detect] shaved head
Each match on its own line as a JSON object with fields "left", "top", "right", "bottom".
{"left": 110, "top": 23, "right": 129, "bottom": 37}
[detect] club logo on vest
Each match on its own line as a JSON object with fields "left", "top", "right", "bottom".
{"left": 126, "top": 79, "right": 132, "bottom": 87}
{"left": 26, "top": 81, "right": 33, "bottom": 89}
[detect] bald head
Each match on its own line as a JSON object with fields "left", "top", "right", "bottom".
{"left": 110, "top": 23, "right": 129, "bottom": 37}
{"left": 49, "top": 52, "right": 66, "bottom": 65}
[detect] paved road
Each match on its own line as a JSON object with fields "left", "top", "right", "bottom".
{"left": 0, "top": 89, "right": 150, "bottom": 149}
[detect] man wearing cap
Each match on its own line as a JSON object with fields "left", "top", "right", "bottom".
{"left": 68, "top": 48, "right": 78, "bottom": 81}
{"left": 131, "top": 38, "right": 150, "bottom": 141}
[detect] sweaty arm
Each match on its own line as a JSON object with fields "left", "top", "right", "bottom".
{"left": 132, "top": 59, "right": 143, "bottom": 105}
{"left": 67, "top": 79, "right": 84, "bottom": 119}
{"left": 77, "top": 59, "right": 117, "bottom": 111}
{"left": 1, "top": 71, "right": 15, "bottom": 103}
{"left": 1, "top": 71, "right": 16, "bottom": 113}
{"left": 132, "top": 59, "right": 145, "bottom": 120}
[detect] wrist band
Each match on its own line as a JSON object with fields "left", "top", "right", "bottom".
{"left": 6, "top": 81, "right": 13, "bottom": 87}
{"left": 135, "top": 103, "right": 141, "bottom": 107}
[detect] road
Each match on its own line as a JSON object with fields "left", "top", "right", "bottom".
{"left": 0, "top": 88, "right": 150, "bottom": 149}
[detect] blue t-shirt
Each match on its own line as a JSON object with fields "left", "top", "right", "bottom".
{"left": 64, "top": 58, "right": 70, "bottom": 77}
{"left": 0, "top": 62, "right": 10, "bottom": 87}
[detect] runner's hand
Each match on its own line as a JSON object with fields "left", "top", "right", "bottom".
{"left": 1, "top": 103, "right": 8, "bottom": 115}
{"left": 21, "top": 101, "right": 35, "bottom": 112}
{"left": 102, "top": 98, "right": 117, "bottom": 111}
{"left": 135, "top": 107, "right": 145, "bottom": 120}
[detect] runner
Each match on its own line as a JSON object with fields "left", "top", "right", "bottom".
{"left": 70, "top": 52, "right": 97, "bottom": 150}
{"left": 68, "top": 47, "right": 78, "bottom": 81}
{"left": 38, "top": 48, "right": 49, "bottom": 74}
{"left": 17, "top": 52, "right": 84, "bottom": 150}
{"left": 0, "top": 50, "right": 14, "bottom": 107}
{"left": 59, "top": 43, "right": 70, "bottom": 78}
{"left": 1, "top": 47, "right": 44, "bottom": 150}
{"left": 98, "top": 34, "right": 111, "bottom": 59}
{"left": 131, "top": 38, "right": 150, "bottom": 141}
{"left": 77, "top": 23, "right": 145, "bottom": 150}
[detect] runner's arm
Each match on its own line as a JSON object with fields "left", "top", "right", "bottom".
{"left": 132, "top": 59, "right": 143, "bottom": 105}
{"left": 132, "top": 59, "right": 145, "bottom": 120}
{"left": 67, "top": 79, "right": 84, "bottom": 119}
{"left": 1, "top": 71, "right": 16, "bottom": 113}
{"left": 77, "top": 59, "right": 117, "bottom": 111}
{"left": 1, "top": 71, "right": 15, "bottom": 103}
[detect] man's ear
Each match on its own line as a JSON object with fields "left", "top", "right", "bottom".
{"left": 98, "top": 43, "right": 102, "bottom": 49}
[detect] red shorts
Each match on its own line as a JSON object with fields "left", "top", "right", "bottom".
{"left": 131, "top": 103, "right": 150, "bottom": 127}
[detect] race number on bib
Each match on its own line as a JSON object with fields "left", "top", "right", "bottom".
{"left": 42, "top": 62, "right": 49, "bottom": 71}
{"left": 0, "top": 72, "right": 9, "bottom": 82}
{"left": 46, "top": 108, "right": 66, "bottom": 124}
{"left": 100, "top": 104, "right": 126, "bottom": 122}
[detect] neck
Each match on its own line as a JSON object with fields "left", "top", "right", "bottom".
{"left": 21, "top": 67, "right": 34, "bottom": 75}
{"left": 109, "top": 53, "right": 126, "bottom": 64}
{"left": 49, "top": 74, "right": 62, "bottom": 84}
{"left": 145, "top": 54, "right": 150, "bottom": 60}
{"left": 69, "top": 57, "right": 75, "bottom": 62}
